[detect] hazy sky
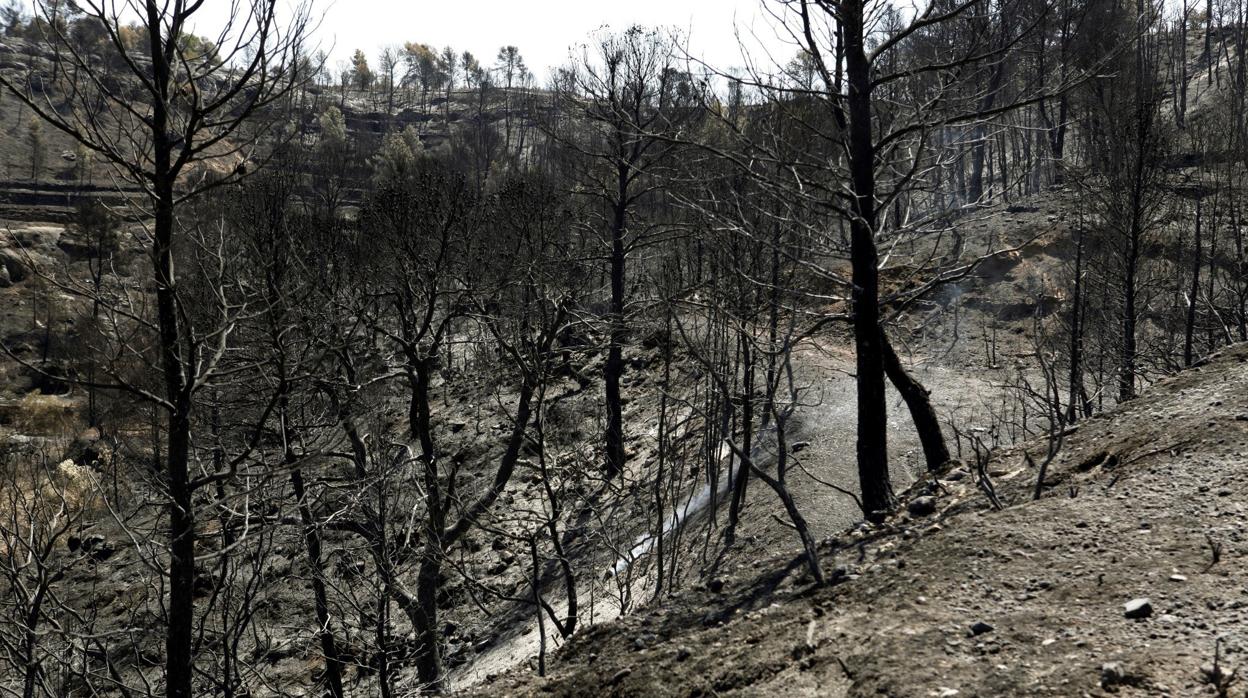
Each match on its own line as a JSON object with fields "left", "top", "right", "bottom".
{"left": 263, "top": 0, "right": 798, "bottom": 82}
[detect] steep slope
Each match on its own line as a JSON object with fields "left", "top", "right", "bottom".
{"left": 483, "top": 342, "right": 1248, "bottom": 697}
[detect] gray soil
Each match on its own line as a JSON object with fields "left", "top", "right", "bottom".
{"left": 483, "top": 341, "right": 1248, "bottom": 697}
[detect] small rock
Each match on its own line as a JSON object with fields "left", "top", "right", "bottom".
{"left": 609, "top": 668, "right": 632, "bottom": 685}
{"left": 908, "top": 496, "right": 938, "bottom": 517}
{"left": 969, "top": 621, "right": 994, "bottom": 636}
{"left": 675, "top": 646, "right": 692, "bottom": 662}
{"left": 1168, "top": 574, "right": 1187, "bottom": 583}
{"left": 80, "top": 534, "right": 114, "bottom": 562}
{"left": 1101, "top": 662, "right": 1127, "bottom": 688}
{"left": 632, "top": 633, "right": 657, "bottom": 650}
{"left": 829, "top": 565, "right": 852, "bottom": 584}
{"left": 1123, "top": 598, "right": 1153, "bottom": 619}
{"left": 708, "top": 578, "right": 725, "bottom": 593}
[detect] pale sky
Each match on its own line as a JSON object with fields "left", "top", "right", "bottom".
{"left": 22, "top": 0, "right": 802, "bottom": 81}
{"left": 263, "top": 0, "right": 799, "bottom": 82}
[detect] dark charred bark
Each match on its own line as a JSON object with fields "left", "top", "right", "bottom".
{"left": 1185, "top": 196, "right": 1202, "bottom": 367}
{"left": 604, "top": 188, "right": 628, "bottom": 480}
{"left": 880, "top": 333, "right": 952, "bottom": 471}
{"left": 289, "top": 467, "right": 346, "bottom": 698}
{"left": 844, "top": 0, "right": 894, "bottom": 520}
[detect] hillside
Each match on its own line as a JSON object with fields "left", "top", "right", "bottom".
{"left": 0, "top": 186, "right": 1190, "bottom": 695}
{"left": 4, "top": 4, "right": 1248, "bottom": 695}
{"left": 483, "top": 342, "right": 1248, "bottom": 697}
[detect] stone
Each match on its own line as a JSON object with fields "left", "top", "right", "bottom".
{"left": 675, "top": 646, "right": 692, "bottom": 662}
{"left": 0, "top": 251, "right": 29, "bottom": 283}
{"left": 632, "top": 634, "right": 656, "bottom": 650}
{"left": 1101, "top": 662, "right": 1127, "bottom": 688}
{"left": 708, "top": 578, "right": 725, "bottom": 593}
{"left": 969, "top": 621, "right": 994, "bottom": 636}
{"left": 1123, "top": 598, "right": 1153, "bottom": 619}
{"left": 487, "top": 560, "right": 509, "bottom": 576}
{"left": 908, "top": 496, "right": 938, "bottom": 517}
{"left": 79, "top": 534, "right": 114, "bottom": 562}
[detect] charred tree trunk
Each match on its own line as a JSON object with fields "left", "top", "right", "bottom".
{"left": 1067, "top": 226, "right": 1092, "bottom": 421}
{"left": 1185, "top": 196, "right": 1203, "bottom": 366}
{"left": 412, "top": 357, "right": 445, "bottom": 693}
{"left": 1120, "top": 223, "right": 1140, "bottom": 402}
{"left": 604, "top": 183, "right": 628, "bottom": 479}
{"left": 154, "top": 178, "right": 196, "bottom": 698}
{"left": 415, "top": 370, "right": 538, "bottom": 691}
{"left": 880, "top": 333, "right": 951, "bottom": 471}
{"left": 968, "top": 63, "right": 1006, "bottom": 203}
{"left": 726, "top": 333, "right": 754, "bottom": 544}
{"left": 289, "top": 467, "right": 346, "bottom": 698}
{"left": 844, "top": 0, "right": 894, "bottom": 520}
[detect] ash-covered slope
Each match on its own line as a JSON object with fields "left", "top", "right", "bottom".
{"left": 482, "top": 342, "right": 1248, "bottom": 697}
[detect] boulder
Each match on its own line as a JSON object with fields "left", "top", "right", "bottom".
{"left": 0, "top": 250, "right": 29, "bottom": 283}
